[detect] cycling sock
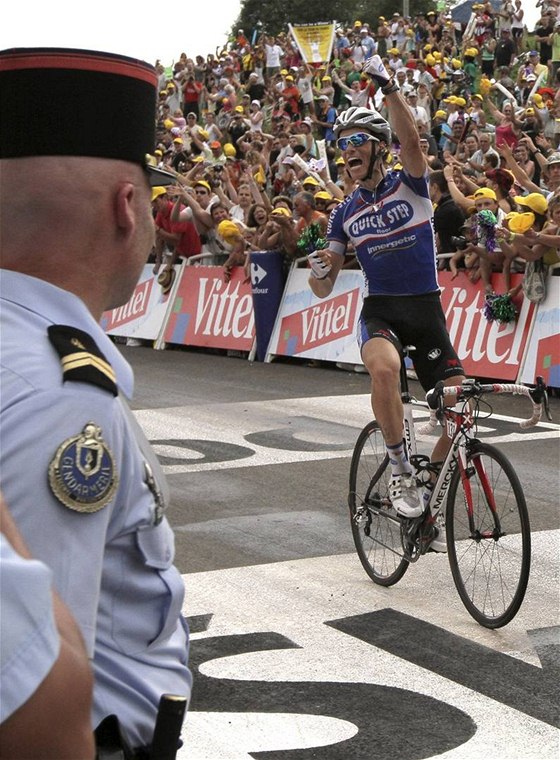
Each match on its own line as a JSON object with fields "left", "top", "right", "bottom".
{"left": 386, "top": 441, "right": 412, "bottom": 477}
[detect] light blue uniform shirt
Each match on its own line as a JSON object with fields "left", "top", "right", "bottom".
{"left": 0, "top": 534, "right": 60, "bottom": 723}
{"left": 0, "top": 271, "right": 191, "bottom": 747}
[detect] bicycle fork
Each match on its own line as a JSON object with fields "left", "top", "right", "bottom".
{"left": 458, "top": 448, "right": 504, "bottom": 541}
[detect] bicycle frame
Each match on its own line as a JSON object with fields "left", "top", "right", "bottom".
{"left": 349, "top": 368, "right": 547, "bottom": 626}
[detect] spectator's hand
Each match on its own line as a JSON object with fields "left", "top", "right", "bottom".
{"left": 362, "top": 55, "right": 393, "bottom": 88}
{"left": 443, "top": 164, "right": 454, "bottom": 181}
{"left": 519, "top": 135, "right": 537, "bottom": 153}
{"left": 535, "top": 133, "right": 551, "bottom": 151}
{"left": 307, "top": 250, "right": 332, "bottom": 279}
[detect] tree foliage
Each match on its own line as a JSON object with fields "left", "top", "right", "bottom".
{"left": 232, "top": 0, "right": 439, "bottom": 40}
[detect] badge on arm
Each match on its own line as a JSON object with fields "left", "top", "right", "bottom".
{"left": 49, "top": 423, "right": 118, "bottom": 513}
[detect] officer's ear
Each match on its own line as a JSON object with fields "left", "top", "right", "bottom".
{"left": 114, "top": 182, "right": 137, "bottom": 240}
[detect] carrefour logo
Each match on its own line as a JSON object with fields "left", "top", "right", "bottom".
{"left": 350, "top": 200, "right": 413, "bottom": 237}
{"left": 251, "top": 262, "right": 267, "bottom": 286}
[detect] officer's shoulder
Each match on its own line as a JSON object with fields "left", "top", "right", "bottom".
{"left": 48, "top": 325, "right": 118, "bottom": 396}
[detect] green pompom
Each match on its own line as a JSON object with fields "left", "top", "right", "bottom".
{"left": 296, "top": 222, "right": 327, "bottom": 253}
{"left": 485, "top": 293, "right": 517, "bottom": 323}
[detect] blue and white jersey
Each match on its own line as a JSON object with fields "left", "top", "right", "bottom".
{"left": 327, "top": 169, "right": 439, "bottom": 296}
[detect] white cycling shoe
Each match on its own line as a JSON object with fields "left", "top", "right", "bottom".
{"left": 389, "top": 473, "right": 424, "bottom": 518}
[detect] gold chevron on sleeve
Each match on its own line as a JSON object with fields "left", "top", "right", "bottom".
{"left": 61, "top": 351, "right": 117, "bottom": 384}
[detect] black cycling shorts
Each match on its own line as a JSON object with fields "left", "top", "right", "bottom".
{"left": 357, "top": 292, "right": 464, "bottom": 392}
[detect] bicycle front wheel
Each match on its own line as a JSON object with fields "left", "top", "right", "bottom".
{"left": 447, "top": 442, "right": 531, "bottom": 628}
{"left": 348, "top": 421, "right": 409, "bottom": 586}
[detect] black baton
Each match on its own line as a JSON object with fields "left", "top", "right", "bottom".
{"left": 149, "top": 694, "right": 187, "bottom": 760}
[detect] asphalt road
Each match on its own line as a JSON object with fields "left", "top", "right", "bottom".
{"left": 122, "top": 343, "right": 560, "bottom": 760}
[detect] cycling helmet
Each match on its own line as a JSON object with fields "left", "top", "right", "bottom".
{"left": 333, "top": 106, "right": 392, "bottom": 145}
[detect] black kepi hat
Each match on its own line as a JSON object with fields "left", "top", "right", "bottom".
{"left": 0, "top": 47, "right": 175, "bottom": 185}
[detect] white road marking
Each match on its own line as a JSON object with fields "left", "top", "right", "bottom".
{"left": 134, "top": 395, "right": 560, "bottom": 473}
{"left": 178, "top": 530, "right": 560, "bottom": 759}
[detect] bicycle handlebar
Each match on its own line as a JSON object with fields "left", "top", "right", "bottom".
{"left": 418, "top": 376, "right": 551, "bottom": 434}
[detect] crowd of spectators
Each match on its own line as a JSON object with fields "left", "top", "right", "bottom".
{"left": 148, "top": 2, "right": 560, "bottom": 301}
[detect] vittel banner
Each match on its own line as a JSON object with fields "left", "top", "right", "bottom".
{"left": 266, "top": 269, "right": 363, "bottom": 363}
{"left": 101, "top": 264, "right": 174, "bottom": 339}
{"left": 439, "top": 272, "right": 536, "bottom": 381}
{"left": 164, "top": 266, "right": 255, "bottom": 351}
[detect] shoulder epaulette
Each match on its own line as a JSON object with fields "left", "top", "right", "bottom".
{"left": 48, "top": 325, "right": 118, "bottom": 396}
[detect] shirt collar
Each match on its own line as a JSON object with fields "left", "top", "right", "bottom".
{"left": 0, "top": 271, "right": 134, "bottom": 399}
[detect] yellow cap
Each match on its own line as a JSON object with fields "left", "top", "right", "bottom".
{"left": 508, "top": 212, "right": 536, "bottom": 233}
{"left": 514, "top": 192, "right": 548, "bottom": 215}
{"left": 217, "top": 220, "right": 242, "bottom": 242}
{"left": 194, "top": 180, "right": 212, "bottom": 191}
{"left": 151, "top": 186, "right": 167, "bottom": 201}
{"left": 473, "top": 187, "right": 497, "bottom": 201}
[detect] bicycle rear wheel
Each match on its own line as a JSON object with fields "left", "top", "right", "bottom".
{"left": 348, "top": 421, "right": 409, "bottom": 586}
{"left": 447, "top": 442, "right": 531, "bottom": 628}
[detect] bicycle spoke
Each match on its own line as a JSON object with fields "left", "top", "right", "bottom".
{"left": 447, "top": 443, "right": 530, "bottom": 628}
{"left": 349, "top": 422, "right": 409, "bottom": 586}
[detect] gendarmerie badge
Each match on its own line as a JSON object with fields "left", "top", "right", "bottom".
{"left": 48, "top": 423, "right": 118, "bottom": 513}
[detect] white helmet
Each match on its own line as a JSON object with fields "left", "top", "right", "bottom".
{"left": 334, "top": 106, "right": 392, "bottom": 145}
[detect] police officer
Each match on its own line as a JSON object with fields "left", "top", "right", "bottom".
{"left": 0, "top": 48, "right": 191, "bottom": 753}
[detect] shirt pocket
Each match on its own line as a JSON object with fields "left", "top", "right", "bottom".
{"left": 108, "top": 519, "right": 185, "bottom": 655}
{"left": 136, "top": 521, "right": 185, "bottom": 651}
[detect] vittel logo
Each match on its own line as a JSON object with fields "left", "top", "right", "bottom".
{"left": 107, "top": 278, "right": 153, "bottom": 329}
{"left": 194, "top": 277, "right": 254, "bottom": 339}
{"left": 441, "top": 285, "right": 532, "bottom": 366}
{"left": 279, "top": 290, "right": 359, "bottom": 354}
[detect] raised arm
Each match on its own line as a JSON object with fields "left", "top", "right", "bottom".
{"left": 362, "top": 55, "right": 425, "bottom": 178}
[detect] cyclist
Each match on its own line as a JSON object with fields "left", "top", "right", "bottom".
{"left": 308, "top": 56, "right": 465, "bottom": 550}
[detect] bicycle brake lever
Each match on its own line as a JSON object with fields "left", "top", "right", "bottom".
{"left": 532, "top": 376, "right": 553, "bottom": 421}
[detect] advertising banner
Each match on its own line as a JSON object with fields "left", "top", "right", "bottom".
{"left": 519, "top": 276, "right": 560, "bottom": 386}
{"left": 100, "top": 264, "right": 177, "bottom": 340}
{"left": 250, "top": 251, "right": 285, "bottom": 361}
{"left": 289, "top": 22, "right": 335, "bottom": 65}
{"left": 439, "top": 272, "right": 536, "bottom": 381}
{"left": 266, "top": 268, "right": 363, "bottom": 363}
{"left": 267, "top": 268, "right": 536, "bottom": 381}
{"left": 163, "top": 265, "right": 255, "bottom": 351}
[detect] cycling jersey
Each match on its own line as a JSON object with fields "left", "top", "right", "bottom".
{"left": 327, "top": 169, "right": 439, "bottom": 296}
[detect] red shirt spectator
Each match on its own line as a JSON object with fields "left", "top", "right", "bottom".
{"left": 155, "top": 200, "right": 202, "bottom": 260}
{"left": 182, "top": 77, "right": 203, "bottom": 117}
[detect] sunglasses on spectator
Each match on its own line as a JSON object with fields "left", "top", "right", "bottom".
{"left": 336, "top": 133, "right": 377, "bottom": 151}
{"left": 195, "top": 188, "right": 208, "bottom": 195}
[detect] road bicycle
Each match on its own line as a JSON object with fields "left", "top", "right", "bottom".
{"left": 348, "top": 351, "right": 551, "bottom": 628}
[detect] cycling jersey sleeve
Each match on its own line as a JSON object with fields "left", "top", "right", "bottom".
{"left": 400, "top": 169, "right": 431, "bottom": 200}
{"left": 326, "top": 194, "right": 351, "bottom": 257}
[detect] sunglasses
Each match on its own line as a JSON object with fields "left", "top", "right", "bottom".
{"left": 336, "top": 133, "right": 377, "bottom": 151}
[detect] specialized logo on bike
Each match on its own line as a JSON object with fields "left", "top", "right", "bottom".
{"left": 349, "top": 200, "right": 413, "bottom": 237}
